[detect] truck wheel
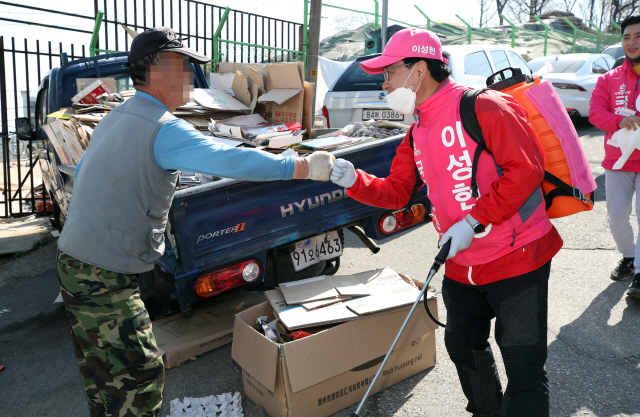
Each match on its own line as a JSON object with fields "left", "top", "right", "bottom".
{"left": 138, "top": 265, "right": 181, "bottom": 320}
{"left": 322, "top": 257, "right": 341, "bottom": 275}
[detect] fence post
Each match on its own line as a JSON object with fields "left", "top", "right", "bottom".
{"left": 533, "top": 16, "right": 550, "bottom": 56}
{"left": 90, "top": 10, "right": 104, "bottom": 57}
{"left": 414, "top": 5, "right": 430, "bottom": 31}
{"left": 0, "top": 36, "right": 8, "bottom": 217}
{"left": 212, "top": 7, "right": 231, "bottom": 69}
{"left": 373, "top": 0, "right": 379, "bottom": 30}
{"left": 588, "top": 20, "right": 601, "bottom": 52}
{"left": 561, "top": 17, "right": 578, "bottom": 53}
{"left": 499, "top": 14, "right": 517, "bottom": 49}
{"left": 455, "top": 14, "right": 472, "bottom": 45}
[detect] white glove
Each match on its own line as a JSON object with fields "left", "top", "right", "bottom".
{"left": 439, "top": 216, "right": 476, "bottom": 260}
{"left": 305, "top": 151, "right": 335, "bottom": 181}
{"left": 330, "top": 158, "right": 357, "bottom": 188}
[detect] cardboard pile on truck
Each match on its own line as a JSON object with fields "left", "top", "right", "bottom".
{"left": 45, "top": 62, "right": 410, "bottom": 189}
{"left": 231, "top": 268, "right": 439, "bottom": 417}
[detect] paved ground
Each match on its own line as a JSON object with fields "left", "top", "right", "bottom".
{"left": 0, "top": 121, "right": 638, "bottom": 416}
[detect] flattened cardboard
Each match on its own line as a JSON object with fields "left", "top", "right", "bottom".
{"left": 247, "top": 66, "right": 266, "bottom": 89}
{"left": 233, "top": 297, "right": 438, "bottom": 417}
{"left": 301, "top": 296, "right": 350, "bottom": 310}
{"left": 265, "top": 289, "right": 357, "bottom": 330}
{"left": 231, "top": 70, "right": 252, "bottom": 107}
{"left": 153, "top": 290, "right": 265, "bottom": 368}
{"left": 258, "top": 89, "right": 302, "bottom": 105}
{"left": 191, "top": 88, "right": 250, "bottom": 112}
{"left": 326, "top": 275, "right": 371, "bottom": 297}
{"left": 209, "top": 73, "right": 235, "bottom": 91}
{"left": 268, "top": 135, "right": 299, "bottom": 149}
{"left": 279, "top": 276, "right": 338, "bottom": 304}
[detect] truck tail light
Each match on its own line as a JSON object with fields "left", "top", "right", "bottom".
{"left": 194, "top": 259, "right": 261, "bottom": 299}
{"left": 552, "top": 83, "right": 586, "bottom": 91}
{"left": 379, "top": 204, "right": 427, "bottom": 234}
{"left": 322, "top": 105, "right": 330, "bottom": 128}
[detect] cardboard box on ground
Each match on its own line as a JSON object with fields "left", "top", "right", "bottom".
{"left": 230, "top": 268, "right": 439, "bottom": 417}
{"left": 232, "top": 296, "right": 438, "bottom": 417}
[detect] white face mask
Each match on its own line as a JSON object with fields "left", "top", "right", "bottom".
{"left": 385, "top": 64, "right": 422, "bottom": 115}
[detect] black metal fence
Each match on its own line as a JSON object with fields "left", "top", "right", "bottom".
{"left": 0, "top": 0, "right": 304, "bottom": 218}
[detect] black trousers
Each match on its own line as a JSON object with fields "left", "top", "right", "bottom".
{"left": 442, "top": 261, "right": 550, "bottom": 417}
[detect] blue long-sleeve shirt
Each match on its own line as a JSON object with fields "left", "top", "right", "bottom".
{"left": 74, "top": 91, "right": 295, "bottom": 181}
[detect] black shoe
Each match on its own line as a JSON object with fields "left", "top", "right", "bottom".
{"left": 628, "top": 274, "right": 640, "bottom": 300}
{"left": 611, "top": 257, "right": 635, "bottom": 281}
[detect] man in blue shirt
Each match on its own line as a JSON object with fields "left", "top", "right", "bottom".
{"left": 57, "top": 27, "right": 333, "bottom": 417}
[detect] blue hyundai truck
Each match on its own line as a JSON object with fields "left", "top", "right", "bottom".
{"left": 15, "top": 51, "right": 430, "bottom": 319}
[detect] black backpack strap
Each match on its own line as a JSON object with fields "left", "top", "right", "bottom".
{"left": 543, "top": 171, "right": 593, "bottom": 208}
{"left": 404, "top": 124, "right": 424, "bottom": 212}
{"left": 459, "top": 88, "right": 491, "bottom": 198}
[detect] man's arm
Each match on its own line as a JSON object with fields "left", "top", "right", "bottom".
{"left": 469, "top": 92, "right": 545, "bottom": 226}
{"left": 589, "top": 73, "right": 627, "bottom": 132}
{"left": 345, "top": 132, "right": 418, "bottom": 210}
{"left": 155, "top": 119, "right": 304, "bottom": 181}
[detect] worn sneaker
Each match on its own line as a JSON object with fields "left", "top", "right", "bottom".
{"left": 611, "top": 257, "right": 635, "bottom": 281}
{"left": 627, "top": 274, "right": 640, "bottom": 300}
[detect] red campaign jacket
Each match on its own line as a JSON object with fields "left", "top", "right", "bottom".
{"left": 589, "top": 57, "right": 640, "bottom": 172}
{"left": 347, "top": 78, "right": 562, "bottom": 285}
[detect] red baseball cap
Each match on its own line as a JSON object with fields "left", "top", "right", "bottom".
{"left": 360, "top": 28, "right": 447, "bottom": 74}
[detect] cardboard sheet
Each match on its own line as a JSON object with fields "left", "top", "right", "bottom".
{"left": 278, "top": 276, "right": 338, "bottom": 305}
{"left": 258, "top": 89, "right": 301, "bottom": 105}
{"left": 301, "top": 296, "right": 351, "bottom": 310}
{"left": 265, "top": 289, "right": 357, "bottom": 330}
{"left": 326, "top": 274, "right": 371, "bottom": 296}
{"left": 191, "top": 88, "right": 251, "bottom": 112}
{"left": 153, "top": 290, "right": 265, "bottom": 368}
{"left": 231, "top": 71, "right": 252, "bottom": 107}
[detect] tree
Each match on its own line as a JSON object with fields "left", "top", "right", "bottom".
{"left": 561, "top": 0, "right": 580, "bottom": 13}
{"left": 478, "top": 0, "right": 498, "bottom": 27}
{"left": 496, "top": 0, "right": 510, "bottom": 24}
{"left": 331, "top": 13, "right": 370, "bottom": 33}
{"left": 610, "top": 0, "right": 640, "bottom": 25}
{"left": 507, "top": 0, "right": 555, "bottom": 22}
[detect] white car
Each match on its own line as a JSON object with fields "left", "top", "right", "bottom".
{"left": 603, "top": 43, "right": 624, "bottom": 60}
{"left": 322, "top": 45, "right": 532, "bottom": 128}
{"left": 528, "top": 53, "right": 616, "bottom": 118}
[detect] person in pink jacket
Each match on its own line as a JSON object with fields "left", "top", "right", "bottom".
{"left": 331, "top": 28, "right": 563, "bottom": 417}
{"left": 589, "top": 15, "right": 640, "bottom": 300}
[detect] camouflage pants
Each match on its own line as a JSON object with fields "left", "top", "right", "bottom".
{"left": 56, "top": 250, "right": 164, "bottom": 417}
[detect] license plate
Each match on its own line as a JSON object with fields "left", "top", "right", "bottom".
{"left": 289, "top": 231, "right": 342, "bottom": 272}
{"left": 362, "top": 109, "right": 404, "bottom": 121}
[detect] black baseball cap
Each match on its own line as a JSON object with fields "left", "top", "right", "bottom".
{"left": 128, "top": 27, "right": 209, "bottom": 64}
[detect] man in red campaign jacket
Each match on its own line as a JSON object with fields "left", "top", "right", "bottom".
{"left": 330, "top": 28, "right": 562, "bottom": 417}
{"left": 589, "top": 15, "right": 640, "bottom": 300}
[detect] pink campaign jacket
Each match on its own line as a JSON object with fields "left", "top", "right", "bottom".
{"left": 590, "top": 58, "right": 640, "bottom": 171}
{"left": 413, "top": 79, "right": 553, "bottom": 267}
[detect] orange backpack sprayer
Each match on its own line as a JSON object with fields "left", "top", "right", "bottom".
{"left": 462, "top": 67, "right": 597, "bottom": 219}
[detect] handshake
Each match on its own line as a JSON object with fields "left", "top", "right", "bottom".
{"left": 304, "top": 151, "right": 357, "bottom": 188}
